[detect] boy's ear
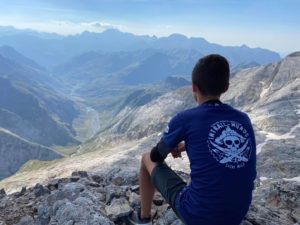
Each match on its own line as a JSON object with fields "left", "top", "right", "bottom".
{"left": 223, "top": 82, "right": 229, "bottom": 93}
{"left": 192, "top": 82, "right": 198, "bottom": 92}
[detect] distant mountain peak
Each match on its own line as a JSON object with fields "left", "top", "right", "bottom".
{"left": 241, "top": 44, "right": 249, "bottom": 48}
{"left": 101, "top": 28, "right": 122, "bottom": 34}
{"left": 167, "top": 33, "right": 188, "bottom": 40}
{"left": 287, "top": 51, "right": 300, "bottom": 57}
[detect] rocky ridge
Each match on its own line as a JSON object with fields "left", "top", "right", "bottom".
{"left": 0, "top": 169, "right": 299, "bottom": 225}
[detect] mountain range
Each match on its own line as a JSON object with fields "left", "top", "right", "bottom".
{"left": 0, "top": 26, "right": 280, "bottom": 69}
{"left": 0, "top": 25, "right": 298, "bottom": 225}
{"left": 0, "top": 25, "right": 290, "bottom": 181}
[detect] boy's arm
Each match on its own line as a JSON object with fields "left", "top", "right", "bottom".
{"left": 150, "top": 113, "right": 185, "bottom": 162}
{"left": 150, "top": 140, "right": 185, "bottom": 162}
{"left": 150, "top": 138, "right": 170, "bottom": 163}
{"left": 171, "top": 142, "right": 185, "bottom": 158}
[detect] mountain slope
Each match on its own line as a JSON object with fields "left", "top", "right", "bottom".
{"left": 0, "top": 54, "right": 298, "bottom": 225}
{"left": 0, "top": 47, "right": 81, "bottom": 142}
{"left": 0, "top": 45, "right": 45, "bottom": 71}
{"left": 0, "top": 77, "right": 78, "bottom": 146}
{"left": 0, "top": 128, "right": 63, "bottom": 180}
{"left": 222, "top": 52, "right": 300, "bottom": 178}
{"left": 80, "top": 52, "right": 300, "bottom": 179}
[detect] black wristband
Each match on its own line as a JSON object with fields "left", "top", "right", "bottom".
{"left": 150, "top": 139, "right": 170, "bottom": 162}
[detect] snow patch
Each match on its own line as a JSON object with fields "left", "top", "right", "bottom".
{"left": 260, "top": 84, "right": 271, "bottom": 98}
{"left": 260, "top": 177, "right": 270, "bottom": 181}
{"left": 256, "top": 142, "right": 267, "bottom": 154}
{"left": 283, "top": 176, "right": 300, "bottom": 182}
{"left": 256, "top": 121, "right": 299, "bottom": 154}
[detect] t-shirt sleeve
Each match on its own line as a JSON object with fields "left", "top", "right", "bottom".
{"left": 150, "top": 112, "right": 186, "bottom": 163}
{"left": 162, "top": 112, "right": 185, "bottom": 149}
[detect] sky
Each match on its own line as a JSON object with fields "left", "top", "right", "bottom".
{"left": 0, "top": 0, "right": 299, "bottom": 55}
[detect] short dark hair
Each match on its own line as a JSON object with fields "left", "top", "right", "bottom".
{"left": 192, "top": 54, "right": 229, "bottom": 96}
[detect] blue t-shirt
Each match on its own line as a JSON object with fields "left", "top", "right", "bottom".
{"left": 163, "top": 101, "right": 256, "bottom": 225}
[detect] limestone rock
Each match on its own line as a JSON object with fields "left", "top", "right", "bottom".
{"left": 16, "top": 215, "right": 35, "bottom": 225}
{"left": 105, "top": 185, "right": 128, "bottom": 204}
{"left": 129, "top": 191, "right": 140, "bottom": 208}
{"left": 0, "top": 188, "right": 6, "bottom": 199}
{"left": 34, "top": 184, "right": 50, "bottom": 197}
{"left": 105, "top": 197, "right": 133, "bottom": 221}
{"left": 71, "top": 171, "right": 88, "bottom": 178}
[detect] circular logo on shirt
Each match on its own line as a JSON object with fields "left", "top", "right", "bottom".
{"left": 207, "top": 120, "right": 252, "bottom": 169}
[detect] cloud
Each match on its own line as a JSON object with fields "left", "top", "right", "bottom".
{"left": 0, "top": 19, "right": 124, "bottom": 35}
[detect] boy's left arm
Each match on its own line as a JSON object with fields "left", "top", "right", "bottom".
{"left": 150, "top": 113, "right": 185, "bottom": 162}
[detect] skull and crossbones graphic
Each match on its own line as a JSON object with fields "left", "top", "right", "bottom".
{"left": 208, "top": 122, "right": 251, "bottom": 168}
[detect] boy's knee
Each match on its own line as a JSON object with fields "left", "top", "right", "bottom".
{"left": 141, "top": 152, "right": 151, "bottom": 164}
{"left": 141, "top": 152, "right": 157, "bottom": 174}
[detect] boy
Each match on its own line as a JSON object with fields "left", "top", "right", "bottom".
{"left": 128, "top": 54, "right": 256, "bottom": 225}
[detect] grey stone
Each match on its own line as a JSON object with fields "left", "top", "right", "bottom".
{"left": 291, "top": 208, "right": 300, "bottom": 222}
{"left": 34, "top": 184, "right": 50, "bottom": 197}
{"left": 130, "top": 185, "right": 139, "bottom": 192}
{"left": 60, "top": 182, "right": 85, "bottom": 201}
{"left": 0, "top": 188, "right": 6, "bottom": 199}
{"left": 156, "top": 208, "right": 177, "bottom": 225}
{"left": 16, "top": 215, "right": 35, "bottom": 225}
{"left": 240, "top": 221, "right": 253, "bottom": 225}
{"left": 50, "top": 200, "right": 112, "bottom": 225}
{"left": 37, "top": 206, "right": 51, "bottom": 225}
{"left": 105, "top": 185, "right": 128, "bottom": 204}
{"left": 56, "top": 178, "right": 71, "bottom": 189}
{"left": 91, "top": 174, "right": 103, "bottom": 184}
{"left": 77, "top": 191, "right": 98, "bottom": 205}
{"left": 47, "top": 179, "right": 59, "bottom": 191}
{"left": 54, "top": 201, "right": 82, "bottom": 224}
{"left": 71, "top": 171, "right": 88, "bottom": 178}
{"left": 70, "top": 176, "right": 80, "bottom": 182}
{"left": 245, "top": 205, "right": 293, "bottom": 225}
{"left": 129, "top": 192, "right": 140, "bottom": 207}
{"left": 46, "top": 183, "right": 85, "bottom": 205}
{"left": 20, "top": 187, "right": 27, "bottom": 195}
{"left": 88, "top": 182, "right": 101, "bottom": 188}
{"left": 105, "top": 197, "right": 133, "bottom": 221}
{"left": 170, "top": 219, "right": 184, "bottom": 225}
{"left": 112, "top": 176, "right": 124, "bottom": 186}
{"left": 153, "top": 192, "right": 164, "bottom": 206}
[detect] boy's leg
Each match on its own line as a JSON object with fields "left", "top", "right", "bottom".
{"left": 139, "top": 152, "right": 157, "bottom": 219}
{"left": 138, "top": 152, "right": 187, "bottom": 224}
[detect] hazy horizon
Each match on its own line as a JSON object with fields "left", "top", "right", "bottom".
{"left": 0, "top": 0, "right": 299, "bottom": 56}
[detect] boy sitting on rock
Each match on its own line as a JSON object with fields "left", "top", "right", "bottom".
{"left": 128, "top": 54, "right": 256, "bottom": 225}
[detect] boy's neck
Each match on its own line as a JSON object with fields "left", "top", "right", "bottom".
{"left": 194, "top": 93, "right": 221, "bottom": 104}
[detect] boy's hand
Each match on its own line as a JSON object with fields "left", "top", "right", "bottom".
{"left": 171, "top": 142, "right": 185, "bottom": 158}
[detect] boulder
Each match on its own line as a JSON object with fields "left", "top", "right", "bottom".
{"left": 105, "top": 197, "right": 133, "bottom": 221}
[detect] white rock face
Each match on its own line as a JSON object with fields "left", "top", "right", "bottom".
{"left": 222, "top": 53, "right": 300, "bottom": 179}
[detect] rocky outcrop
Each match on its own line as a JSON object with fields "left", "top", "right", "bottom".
{"left": 0, "top": 170, "right": 185, "bottom": 225}
{"left": 0, "top": 170, "right": 299, "bottom": 225}
{"left": 245, "top": 180, "right": 300, "bottom": 225}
